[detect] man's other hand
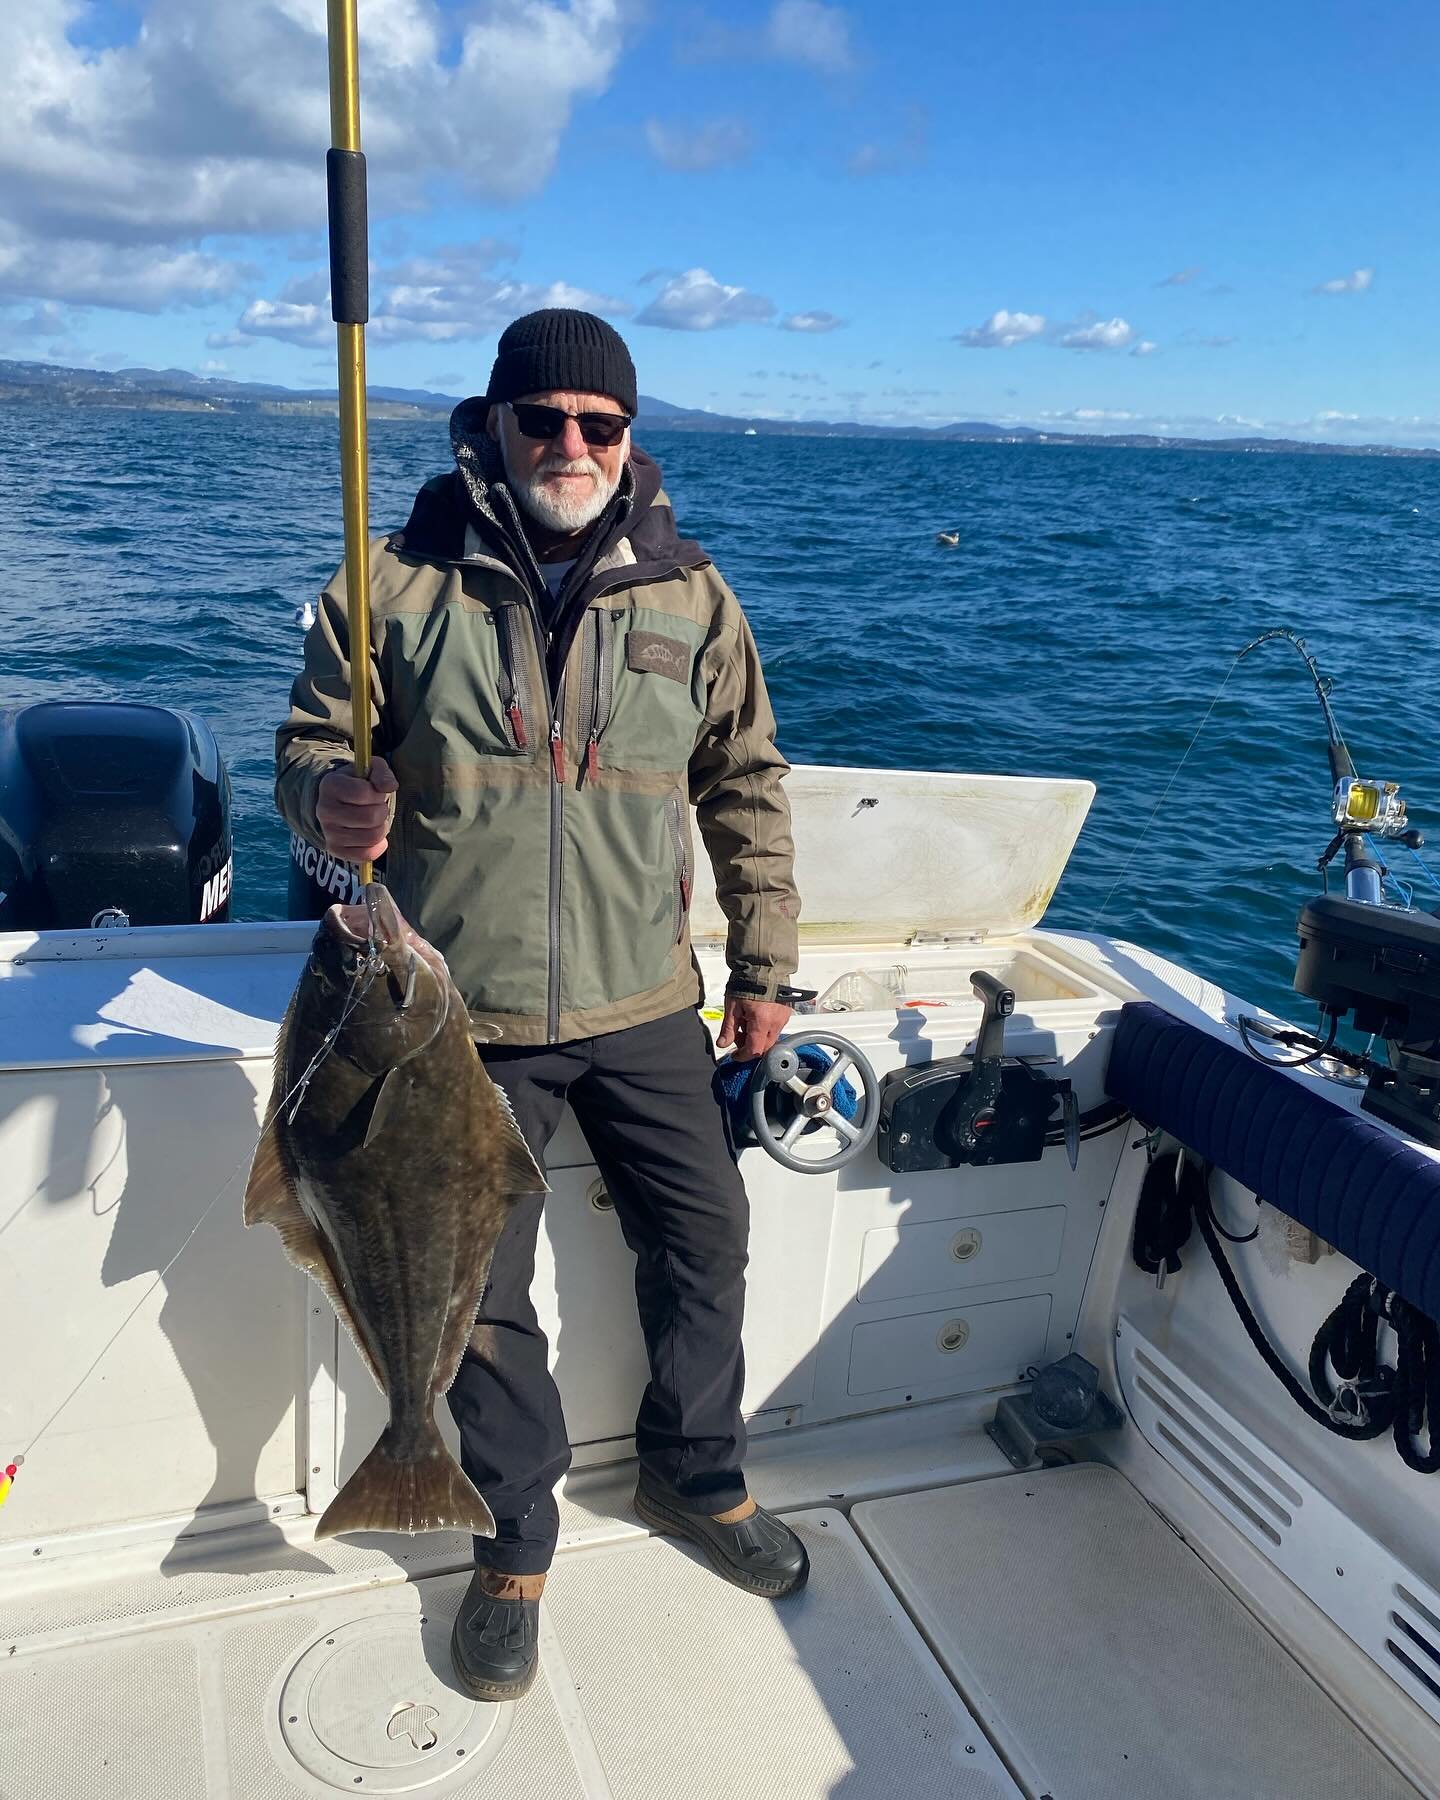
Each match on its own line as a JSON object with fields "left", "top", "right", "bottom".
{"left": 717, "top": 998, "right": 792, "bottom": 1063}
{"left": 315, "top": 756, "right": 399, "bottom": 863}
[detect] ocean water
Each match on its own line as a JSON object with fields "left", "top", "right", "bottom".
{"left": 1, "top": 403, "right": 1437, "bottom": 1023}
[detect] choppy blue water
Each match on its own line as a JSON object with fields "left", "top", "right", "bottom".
{"left": 1, "top": 404, "right": 1437, "bottom": 1022}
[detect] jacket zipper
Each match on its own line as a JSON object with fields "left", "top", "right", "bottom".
{"left": 547, "top": 671, "right": 567, "bottom": 1037}
{"left": 577, "top": 607, "right": 614, "bottom": 786}
{"left": 495, "top": 603, "right": 535, "bottom": 750}
{"left": 485, "top": 485, "right": 569, "bottom": 1039}
{"left": 666, "top": 792, "right": 691, "bottom": 944}
{"left": 469, "top": 483, "right": 653, "bottom": 1041}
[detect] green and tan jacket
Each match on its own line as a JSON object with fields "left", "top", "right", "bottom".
{"left": 276, "top": 413, "right": 799, "bottom": 1045}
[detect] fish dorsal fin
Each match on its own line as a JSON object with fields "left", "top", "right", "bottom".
{"left": 363, "top": 1067, "right": 407, "bottom": 1150}
{"left": 491, "top": 1080, "right": 548, "bottom": 1194}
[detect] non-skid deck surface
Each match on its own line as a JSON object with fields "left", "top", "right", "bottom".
{"left": 0, "top": 1509, "right": 1017, "bottom": 1799}
{"left": 853, "top": 1464, "right": 1418, "bottom": 1800}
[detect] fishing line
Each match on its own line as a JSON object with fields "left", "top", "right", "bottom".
{"left": 5, "top": 956, "right": 379, "bottom": 1479}
{"left": 1089, "top": 650, "right": 1244, "bottom": 931}
{"left": 1407, "top": 844, "right": 1440, "bottom": 897}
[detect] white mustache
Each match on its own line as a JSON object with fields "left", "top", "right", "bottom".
{"left": 538, "top": 455, "right": 601, "bottom": 480}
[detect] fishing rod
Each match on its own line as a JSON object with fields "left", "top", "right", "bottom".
{"left": 1236, "top": 628, "right": 1421, "bottom": 904}
{"left": 325, "top": 0, "right": 375, "bottom": 886}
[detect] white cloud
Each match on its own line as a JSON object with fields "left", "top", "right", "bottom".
{"left": 237, "top": 298, "right": 330, "bottom": 349}
{"left": 1060, "top": 317, "right": 1135, "bottom": 352}
{"left": 0, "top": 1, "right": 627, "bottom": 312}
{"left": 954, "top": 309, "right": 1047, "bottom": 349}
{"left": 636, "top": 268, "right": 775, "bottom": 331}
{"left": 233, "top": 243, "right": 630, "bottom": 349}
{"left": 687, "top": 0, "right": 854, "bottom": 73}
{"left": 766, "top": 1, "right": 854, "bottom": 73}
{"left": 0, "top": 299, "right": 68, "bottom": 338}
{"left": 780, "top": 310, "right": 845, "bottom": 333}
{"left": 0, "top": 227, "right": 247, "bottom": 311}
{"left": 847, "top": 105, "right": 927, "bottom": 177}
{"left": 1315, "top": 267, "right": 1375, "bottom": 295}
{"left": 958, "top": 309, "right": 1150, "bottom": 355}
{"left": 644, "top": 118, "right": 752, "bottom": 172}
{"left": 1157, "top": 267, "right": 1202, "bottom": 286}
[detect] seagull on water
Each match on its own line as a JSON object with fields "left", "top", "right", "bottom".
{"left": 935, "top": 531, "right": 960, "bottom": 547}
{"left": 295, "top": 600, "right": 317, "bottom": 630}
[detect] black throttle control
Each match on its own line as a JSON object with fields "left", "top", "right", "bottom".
{"left": 877, "top": 970, "right": 1074, "bottom": 1172}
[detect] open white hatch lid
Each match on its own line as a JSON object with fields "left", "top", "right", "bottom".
{"left": 690, "top": 764, "right": 1096, "bottom": 946}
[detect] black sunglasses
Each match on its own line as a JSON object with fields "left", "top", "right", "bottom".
{"left": 508, "top": 401, "right": 632, "bottom": 449}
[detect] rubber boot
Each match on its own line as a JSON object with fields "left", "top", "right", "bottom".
{"left": 450, "top": 1567, "right": 546, "bottom": 1702}
{"left": 634, "top": 1476, "right": 809, "bottom": 1597}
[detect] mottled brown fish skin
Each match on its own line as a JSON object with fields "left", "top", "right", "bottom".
{"left": 244, "top": 883, "right": 544, "bottom": 1539}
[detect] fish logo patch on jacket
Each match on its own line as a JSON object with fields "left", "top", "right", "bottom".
{"left": 626, "top": 630, "right": 690, "bottom": 683}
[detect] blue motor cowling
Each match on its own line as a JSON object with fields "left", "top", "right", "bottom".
{"left": 0, "top": 701, "right": 232, "bottom": 930}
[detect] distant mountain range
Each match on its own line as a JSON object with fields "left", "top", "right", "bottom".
{"left": 1, "top": 357, "right": 1434, "bottom": 459}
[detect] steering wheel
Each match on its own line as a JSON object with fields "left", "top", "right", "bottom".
{"left": 749, "top": 1031, "right": 880, "bottom": 1174}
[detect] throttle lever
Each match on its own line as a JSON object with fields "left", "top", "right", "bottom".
{"left": 953, "top": 970, "right": 1016, "bottom": 1154}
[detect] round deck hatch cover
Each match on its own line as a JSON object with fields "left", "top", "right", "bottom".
{"left": 277, "top": 1614, "right": 508, "bottom": 1793}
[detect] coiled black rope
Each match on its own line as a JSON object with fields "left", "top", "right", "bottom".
{"left": 1387, "top": 1295, "right": 1440, "bottom": 1475}
{"left": 1187, "top": 1167, "right": 1394, "bottom": 1441}
{"left": 1306, "top": 1272, "right": 1395, "bottom": 1439}
{"left": 1133, "top": 1150, "right": 1436, "bottom": 1461}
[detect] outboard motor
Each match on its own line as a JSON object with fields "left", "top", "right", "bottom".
{"left": 0, "top": 701, "right": 232, "bottom": 930}
{"left": 286, "top": 830, "right": 369, "bottom": 918}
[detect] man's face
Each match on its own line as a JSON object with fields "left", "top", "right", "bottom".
{"left": 488, "top": 389, "right": 631, "bottom": 535}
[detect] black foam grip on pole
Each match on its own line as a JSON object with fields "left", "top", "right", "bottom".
{"left": 327, "top": 148, "right": 369, "bottom": 324}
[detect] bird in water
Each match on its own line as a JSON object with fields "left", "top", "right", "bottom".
{"left": 295, "top": 600, "right": 317, "bottom": 629}
{"left": 935, "top": 531, "right": 960, "bottom": 547}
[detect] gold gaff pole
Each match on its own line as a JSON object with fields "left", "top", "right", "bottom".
{"left": 325, "top": 0, "right": 374, "bottom": 884}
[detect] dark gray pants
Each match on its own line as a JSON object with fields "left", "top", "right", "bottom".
{"left": 447, "top": 1007, "right": 750, "bottom": 1575}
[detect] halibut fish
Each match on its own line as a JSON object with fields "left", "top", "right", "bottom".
{"left": 244, "top": 883, "right": 545, "bottom": 1539}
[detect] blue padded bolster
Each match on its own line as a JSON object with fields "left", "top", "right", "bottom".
{"left": 1105, "top": 1001, "right": 1440, "bottom": 1321}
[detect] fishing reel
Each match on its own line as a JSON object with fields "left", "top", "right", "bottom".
{"left": 746, "top": 1031, "right": 881, "bottom": 1173}
{"left": 1240, "top": 632, "right": 1440, "bottom": 1146}
{"left": 1332, "top": 777, "right": 1410, "bottom": 841}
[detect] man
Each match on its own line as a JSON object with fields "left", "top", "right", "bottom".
{"left": 276, "top": 308, "right": 807, "bottom": 1704}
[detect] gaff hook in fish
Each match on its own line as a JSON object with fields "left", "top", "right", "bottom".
{"left": 285, "top": 958, "right": 381, "bottom": 1124}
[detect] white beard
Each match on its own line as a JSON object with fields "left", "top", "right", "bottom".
{"left": 504, "top": 446, "right": 621, "bottom": 533}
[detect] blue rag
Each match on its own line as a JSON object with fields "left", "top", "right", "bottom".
{"left": 715, "top": 1046, "right": 860, "bottom": 1146}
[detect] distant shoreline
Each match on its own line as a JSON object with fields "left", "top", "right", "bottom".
{"left": 3, "top": 358, "right": 1437, "bottom": 461}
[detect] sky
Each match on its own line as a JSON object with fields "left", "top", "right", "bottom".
{"left": 2, "top": 0, "right": 1438, "bottom": 444}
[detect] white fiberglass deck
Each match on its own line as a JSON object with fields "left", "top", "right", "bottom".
{"left": 0, "top": 1451, "right": 1419, "bottom": 1799}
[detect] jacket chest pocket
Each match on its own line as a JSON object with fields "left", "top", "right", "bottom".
{"left": 580, "top": 608, "right": 706, "bottom": 776}
{"left": 385, "top": 603, "right": 540, "bottom": 765}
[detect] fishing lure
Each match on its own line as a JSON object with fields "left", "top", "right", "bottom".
{"left": 0, "top": 1455, "right": 22, "bottom": 1510}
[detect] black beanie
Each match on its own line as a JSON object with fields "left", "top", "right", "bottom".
{"left": 484, "top": 309, "right": 638, "bottom": 416}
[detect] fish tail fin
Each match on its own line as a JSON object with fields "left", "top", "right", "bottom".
{"left": 315, "top": 1419, "right": 497, "bottom": 1541}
